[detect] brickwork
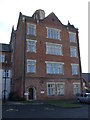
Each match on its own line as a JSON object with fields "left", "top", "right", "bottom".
{"left": 12, "top": 10, "right": 82, "bottom": 100}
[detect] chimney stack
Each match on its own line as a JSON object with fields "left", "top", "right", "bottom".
{"left": 32, "top": 9, "right": 45, "bottom": 21}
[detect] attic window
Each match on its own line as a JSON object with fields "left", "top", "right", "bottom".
{"left": 52, "top": 18, "right": 55, "bottom": 21}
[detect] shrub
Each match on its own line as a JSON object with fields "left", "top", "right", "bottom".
{"left": 8, "top": 92, "right": 25, "bottom": 101}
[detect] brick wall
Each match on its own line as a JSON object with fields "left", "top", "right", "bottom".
{"left": 13, "top": 10, "right": 82, "bottom": 100}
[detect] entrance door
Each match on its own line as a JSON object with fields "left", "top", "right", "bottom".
{"left": 28, "top": 88, "right": 33, "bottom": 100}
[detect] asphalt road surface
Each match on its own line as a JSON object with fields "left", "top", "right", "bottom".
{"left": 2, "top": 103, "right": 89, "bottom": 118}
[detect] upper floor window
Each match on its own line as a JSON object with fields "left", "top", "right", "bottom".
{"left": 46, "top": 61, "right": 64, "bottom": 74}
{"left": 47, "top": 27, "right": 60, "bottom": 40}
{"left": 0, "top": 55, "right": 5, "bottom": 63}
{"left": 27, "top": 23, "right": 36, "bottom": 36}
{"left": 69, "top": 32, "right": 76, "bottom": 43}
{"left": 46, "top": 42, "right": 62, "bottom": 56}
{"left": 71, "top": 64, "right": 79, "bottom": 75}
{"left": 27, "top": 39, "right": 36, "bottom": 53}
{"left": 27, "top": 60, "right": 36, "bottom": 73}
{"left": 70, "top": 46, "right": 77, "bottom": 57}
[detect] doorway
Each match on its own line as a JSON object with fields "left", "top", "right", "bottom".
{"left": 28, "top": 87, "right": 36, "bottom": 100}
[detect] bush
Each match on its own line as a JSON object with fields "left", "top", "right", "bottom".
{"left": 8, "top": 92, "right": 25, "bottom": 101}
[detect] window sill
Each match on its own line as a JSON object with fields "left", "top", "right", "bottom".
{"left": 72, "top": 74, "right": 79, "bottom": 76}
{"left": 57, "top": 94, "right": 64, "bottom": 96}
{"left": 47, "top": 73, "right": 64, "bottom": 75}
{"left": 71, "top": 56, "right": 78, "bottom": 58}
{"left": 47, "top": 95, "right": 55, "bottom": 96}
{"left": 46, "top": 53, "right": 63, "bottom": 56}
{"left": 27, "top": 51, "right": 36, "bottom": 53}
{"left": 27, "top": 33, "right": 36, "bottom": 35}
{"left": 70, "top": 41, "right": 77, "bottom": 43}
{"left": 27, "top": 72, "right": 36, "bottom": 74}
{"left": 46, "top": 37, "right": 61, "bottom": 41}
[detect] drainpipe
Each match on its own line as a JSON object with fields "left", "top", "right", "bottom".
{"left": 76, "top": 30, "right": 83, "bottom": 93}
{"left": 23, "top": 17, "right": 26, "bottom": 97}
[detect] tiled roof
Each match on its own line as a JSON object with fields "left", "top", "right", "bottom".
{"left": 82, "top": 73, "right": 90, "bottom": 82}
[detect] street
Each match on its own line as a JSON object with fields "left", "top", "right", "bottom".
{"left": 2, "top": 102, "right": 89, "bottom": 118}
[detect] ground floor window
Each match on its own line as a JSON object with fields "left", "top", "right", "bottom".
{"left": 47, "top": 83, "right": 55, "bottom": 96}
{"left": 73, "top": 84, "right": 80, "bottom": 95}
{"left": 57, "top": 83, "right": 64, "bottom": 96}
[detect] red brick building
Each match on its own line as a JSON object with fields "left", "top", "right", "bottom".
{"left": 0, "top": 44, "right": 12, "bottom": 99}
{"left": 11, "top": 9, "right": 82, "bottom": 100}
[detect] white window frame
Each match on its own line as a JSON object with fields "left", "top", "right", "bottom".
{"left": 27, "top": 23, "right": 36, "bottom": 36}
{"left": 56, "top": 82, "right": 65, "bottom": 96}
{"left": 46, "top": 27, "right": 61, "bottom": 40}
{"left": 69, "top": 32, "right": 77, "bottom": 43}
{"left": 45, "top": 61, "right": 64, "bottom": 75}
{"left": 73, "top": 83, "right": 80, "bottom": 95}
{"left": 71, "top": 64, "right": 79, "bottom": 75}
{"left": 47, "top": 82, "right": 55, "bottom": 96}
{"left": 26, "top": 39, "right": 37, "bottom": 53}
{"left": 27, "top": 59, "right": 36, "bottom": 73}
{"left": 46, "top": 42, "right": 63, "bottom": 56}
{"left": 70, "top": 46, "right": 77, "bottom": 58}
{"left": 3, "top": 69, "right": 10, "bottom": 78}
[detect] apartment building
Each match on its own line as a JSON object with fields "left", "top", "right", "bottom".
{"left": 11, "top": 9, "right": 82, "bottom": 100}
{"left": 0, "top": 44, "right": 11, "bottom": 99}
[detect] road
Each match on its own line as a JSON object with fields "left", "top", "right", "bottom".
{"left": 2, "top": 103, "right": 89, "bottom": 118}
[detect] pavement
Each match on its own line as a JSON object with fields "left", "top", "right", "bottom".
{"left": 2, "top": 100, "right": 44, "bottom": 105}
{"left": 2, "top": 101, "right": 89, "bottom": 118}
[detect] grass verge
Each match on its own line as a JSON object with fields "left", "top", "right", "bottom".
{"left": 43, "top": 100, "right": 82, "bottom": 108}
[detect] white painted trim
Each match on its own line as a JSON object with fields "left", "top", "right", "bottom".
{"left": 71, "top": 63, "right": 79, "bottom": 66}
{"left": 70, "top": 46, "right": 77, "bottom": 49}
{"left": 27, "top": 50, "right": 37, "bottom": 53}
{"left": 46, "top": 27, "right": 61, "bottom": 32}
{"left": 26, "top": 39, "right": 37, "bottom": 43}
{"left": 69, "top": 31, "right": 76, "bottom": 35}
{"left": 46, "top": 42, "right": 62, "bottom": 46}
{"left": 56, "top": 83, "right": 65, "bottom": 95}
{"left": 47, "top": 82, "right": 55, "bottom": 96}
{"left": 26, "top": 39, "right": 37, "bottom": 53}
{"left": 70, "top": 46, "right": 78, "bottom": 58}
{"left": 46, "top": 27, "right": 61, "bottom": 40}
{"left": 27, "top": 23, "right": 36, "bottom": 27}
{"left": 45, "top": 61, "right": 64, "bottom": 64}
{"left": 27, "top": 59, "right": 36, "bottom": 62}
{"left": 27, "top": 60, "right": 36, "bottom": 73}
{"left": 56, "top": 82, "right": 65, "bottom": 85}
{"left": 47, "top": 82, "right": 55, "bottom": 84}
{"left": 46, "top": 42, "right": 63, "bottom": 56}
{"left": 73, "top": 82, "right": 80, "bottom": 85}
{"left": 46, "top": 53, "right": 63, "bottom": 56}
{"left": 27, "top": 23, "right": 36, "bottom": 36}
{"left": 71, "top": 64, "right": 79, "bottom": 75}
{"left": 69, "top": 32, "right": 77, "bottom": 43}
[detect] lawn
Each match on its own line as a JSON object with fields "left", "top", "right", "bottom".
{"left": 43, "top": 99, "right": 82, "bottom": 108}
{"left": 3, "top": 99, "right": 82, "bottom": 108}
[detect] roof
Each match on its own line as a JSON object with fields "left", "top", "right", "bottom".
{"left": 82, "top": 73, "right": 90, "bottom": 82}
{"left": 17, "top": 11, "right": 77, "bottom": 31}
{"left": 0, "top": 43, "right": 11, "bottom": 52}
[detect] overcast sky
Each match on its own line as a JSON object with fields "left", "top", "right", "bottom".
{"left": 0, "top": 0, "right": 89, "bottom": 73}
